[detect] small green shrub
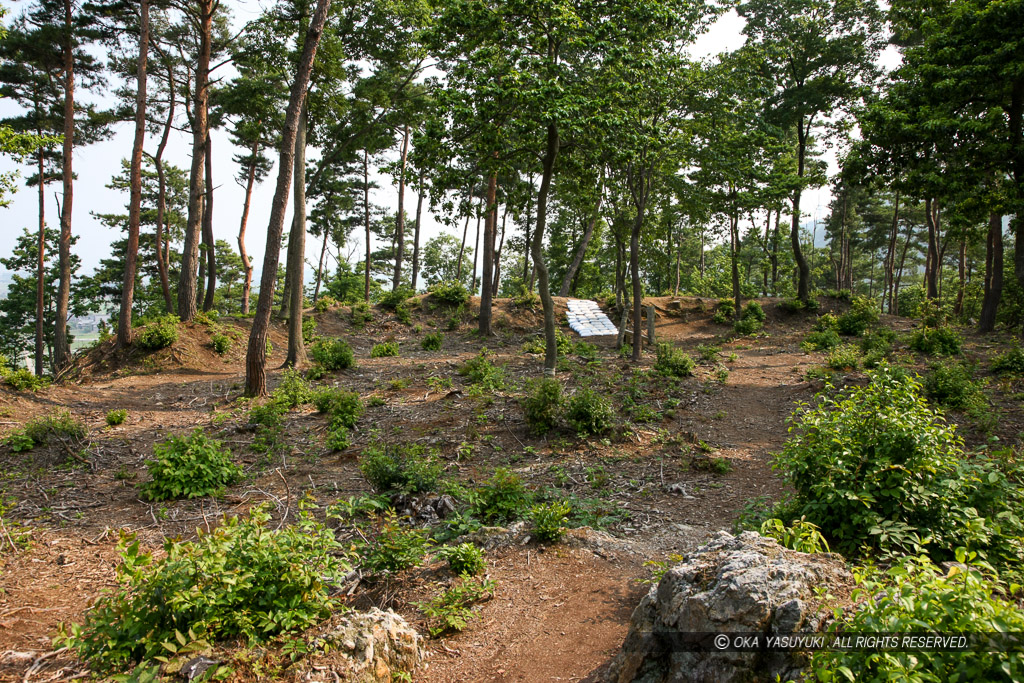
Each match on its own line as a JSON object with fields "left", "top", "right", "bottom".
{"left": 435, "top": 542, "right": 486, "bottom": 576}
{"left": 350, "top": 301, "right": 373, "bottom": 328}
{"left": 522, "top": 378, "right": 563, "bottom": 435}
{"left": 302, "top": 316, "right": 317, "bottom": 343}
{"left": 429, "top": 280, "right": 470, "bottom": 306}
{"left": 4, "top": 410, "right": 87, "bottom": 452}
{"left": 210, "top": 332, "right": 232, "bottom": 354}
{"left": 733, "top": 315, "right": 761, "bottom": 335}
{"left": 529, "top": 501, "right": 571, "bottom": 543}
{"left": 360, "top": 442, "right": 443, "bottom": 494}
{"left": 741, "top": 301, "right": 765, "bottom": 322}
{"left": 837, "top": 295, "right": 879, "bottom": 336}
{"left": 417, "top": 575, "right": 496, "bottom": 637}
{"left": 3, "top": 368, "right": 50, "bottom": 391}
{"left": 654, "top": 343, "right": 695, "bottom": 377}
{"left": 802, "top": 329, "right": 841, "bottom": 352}
{"left": 310, "top": 337, "right": 355, "bottom": 370}
{"left": 512, "top": 286, "right": 541, "bottom": 310}
{"left": 759, "top": 517, "right": 830, "bottom": 553}
{"left": 992, "top": 346, "right": 1024, "bottom": 375}
{"left": 825, "top": 344, "right": 860, "bottom": 371}
{"left": 64, "top": 503, "right": 349, "bottom": 673}
{"left": 422, "top": 331, "right": 443, "bottom": 351}
{"left": 371, "top": 341, "right": 400, "bottom": 358}
{"left": 311, "top": 387, "right": 363, "bottom": 428}
{"left": 459, "top": 349, "right": 506, "bottom": 390}
{"left": 473, "top": 468, "right": 532, "bottom": 523}
{"left": 696, "top": 344, "right": 720, "bottom": 362}
{"left": 812, "top": 554, "right": 1024, "bottom": 682}
{"left": 272, "top": 367, "right": 312, "bottom": 408}
{"left": 522, "top": 328, "right": 574, "bottom": 355}
{"left": 395, "top": 302, "right": 412, "bottom": 325}
{"left": 359, "top": 511, "right": 432, "bottom": 575}
{"left": 924, "top": 361, "right": 986, "bottom": 411}
{"left": 142, "top": 429, "right": 240, "bottom": 501}
{"left": 565, "top": 386, "right": 615, "bottom": 435}
{"left": 314, "top": 295, "right": 337, "bottom": 313}
{"left": 379, "top": 286, "right": 415, "bottom": 310}
{"left": 716, "top": 298, "right": 736, "bottom": 319}
{"left": 135, "top": 315, "right": 179, "bottom": 350}
{"left": 105, "top": 409, "right": 128, "bottom": 426}
{"left": 814, "top": 313, "right": 840, "bottom": 331}
{"left": 908, "top": 325, "right": 962, "bottom": 356}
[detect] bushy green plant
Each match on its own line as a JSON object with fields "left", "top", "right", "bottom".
{"left": 417, "top": 575, "right": 496, "bottom": 637}
{"left": 741, "top": 301, "right": 765, "bottom": 322}
{"left": 350, "top": 301, "right": 373, "bottom": 328}
{"left": 435, "top": 542, "right": 486, "bottom": 576}
{"left": 773, "top": 364, "right": 989, "bottom": 559}
{"left": 379, "top": 286, "right": 415, "bottom": 310}
{"left": 715, "top": 298, "right": 736, "bottom": 319}
{"left": 422, "top": 331, "right": 443, "bottom": 351}
{"left": 759, "top": 517, "right": 830, "bottom": 553}
{"left": 459, "top": 349, "right": 506, "bottom": 390}
{"left": 429, "top": 280, "right": 470, "bottom": 306}
{"left": 105, "top": 409, "right": 128, "bottom": 426}
{"left": 359, "top": 442, "right": 443, "bottom": 494}
{"left": 4, "top": 410, "right": 87, "bottom": 452}
{"left": 565, "top": 386, "right": 615, "bottom": 435}
{"left": 732, "top": 301, "right": 766, "bottom": 335}
{"left": 473, "top": 468, "right": 532, "bottom": 523}
{"left": 141, "top": 429, "right": 240, "bottom": 501}
{"left": 522, "top": 378, "right": 563, "bottom": 435}
{"left": 135, "top": 315, "right": 180, "bottom": 350}
{"left": 812, "top": 554, "right": 1024, "bottom": 682}
{"left": 210, "top": 332, "right": 232, "bottom": 355}
{"left": 301, "top": 316, "right": 317, "bottom": 343}
{"left": 314, "top": 295, "right": 337, "bottom": 313}
{"left": 924, "top": 361, "right": 986, "bottom": 411}
{"left": 802, "top": 329, "right": 841, "bottom": 352}
{"left": 529, "top": 501, "right": 571, "bottom": 543}
{"left": 359, "top": 511, "right": 432, "bottom": 575}
{"left": 991, "top": 346, "right": 1024, "bottom": 375}
{"left": 512, "top": 286, "right": 541, "bottom": 310}
{"left": 522, "top": 328, "right": 574, "bottom": 355}
{"left": 814, "top": 313, "right": 840, "bottom": 331}
{"left": 64, "top": 503, "right": 349, "bottom": 673}
{"left": 3, "top": 368, "right": 50, "bottom": 391}
{"left": 311, "top": 387, "right": 363, "bottom": 428}
{"left": 836, "top": 295, "right": 879, "bottom": 336}
{"left": 696, "top": 344, "right": 720, "bottom": 362}
{"left": 908, "top": 325, "right": 962, "bottom": 355}
{"left": 825, "top": 344, "right": 860, "bottom": 371}
{"left": 272, "top": 367, "right": 312, "bottom": 408}
{"left": 653, "top": 342, "right": 694, "bottom": 377}
{"left": 310, "top": 337, "right": 355, "bottom": 370}
{"left": 371, "top": 341, "right": 400, "bottom": 358}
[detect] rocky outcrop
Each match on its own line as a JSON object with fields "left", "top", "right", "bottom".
{"left": 287, "top": 608, "right": 422, "bottom": 682}
{"left": 606, "top": 531, "right": 852, "bottom": 683}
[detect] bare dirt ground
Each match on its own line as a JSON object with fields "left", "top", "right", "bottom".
{"left": 1, "top": 295, "right": 1019, "bottom": 682}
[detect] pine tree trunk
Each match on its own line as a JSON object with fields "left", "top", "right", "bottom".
{"left": 479, "top": 173, "right": 497, "bottom": 335}
{"left": 885, "top": 190, "right": 900, "bottom": 313}
{"left": 979, "top": 212, "right": 1003, "bottom": 333}
{"left": 285, "top": 101, "right": 308, "bottom": 368}
{"left": 924, "top": 197, "right": 940, "bottom": 299}
{"left": 245, "top": 0, "right": 331, "bottom": 397}
{"left": 238, "top": 143, "right": 258, "bottom": 314}
{"left": 35, "top": 144, "right": 45, "bottom": 376}
{"left": 202, "top": 133, "right": 216, "bottom": 312}
{"left": 792, "top": 121, "right": 811, "bottom": 303}
{"left": 313, "top": 226, "right": 328, "bottom": 304}
{"left": 392, "top": 124, "right": 409, "bottom": 291}
{"left": 54, "top": 0, "right": 75, "bottom": 371}
{"left": 363, "top": 149, "right": 371, "bottom": 301}
{"left": 153, "top": 58, "right": 175, "bottom": 313}
{"left": 411, "top": 171, "right": 424, "bottom": 291}
{"left": 493, "top": 203, "right": 507, "bottom": 295}
{"left": 177, "top": 0, "right": 213, "bottom": 323}
{"left": 534, "top": 123, "right": 559, "bottom": 375}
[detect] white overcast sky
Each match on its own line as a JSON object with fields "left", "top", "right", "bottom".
{"left": 0, "top": 1, "right": 887, "bottom": 281}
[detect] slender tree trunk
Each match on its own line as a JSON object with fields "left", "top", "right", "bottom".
{"left": 674, "top": 230, "right": 681, "bottom": 297}
{"left": 152, "top": 59, "right": 175, "bottom": 312}
{"left": 614, "top": 233, "right": 624, "bottom": 308}
{"left": 245, "top": 0, "right": 331, "bottom": 397}
{"left": 630, "top": 196, "right": 645, "bottom": 362}
{"left": 116, "top": 0, "right": 149, "bottom": 348}
{"left": 238, "top": 142, "right": 258, "bottom": 314}
{"left": 792, "top": 121, "right": 811, "bottom": 303}
{"left": 729, "top": 203, "right": 741, "bottom": 315}
{"left": 392, "top": 124, "right": 409, "bottom": 291}
{"left": 480, "top": 173, "right": 498, "bottom": 335}
{"left": 471, "top": 202, "right": 482, "bottom": 290}
{"left": 177, "top": 0, "right": 213, "bottom": 323}
{"left": 924, "top": 197, "right": 940, "bottom": 299}
{"left": 559, "top": 172, "right": 605, "bottom": 297}
{"left": 456, "top": 197, "right": 473, "bottom": 281}
{"left": 411, "top": 171, "right": 424, "bottom": 291}
{"left": 534, "top": 123, "right": 559, "bottom": 375}
{"left": 35, "top": 145, "right": 45, "bottom": 375}
{"left": 363, "top": 149, "right": 371, "bottom": 301}
{"left": 885, "top": 189, "right": 900, "bottom": 313}
{"left": 894, "top": 219, "right": 915, "bottom": 316}
{"left": 523, "top": 180, "right": 533, "bottom": 290}
{"left": 313, "top": 227, "right": 328, "bottom": 303}
{"left": 979, "top": 212, "right": 1003, "bottom": 333}
{"left": 285, "top": 101, "right": 308, "bottom": 368}
{"left": 54, "top": 0, "right": 75, "bottom": 371}
{"left": 202, "top": 133, "right": 216, "bottom": 312}
{"left": 770, "top": 207, "right": 780, "bottom": 293}
{"left": 493, "top": 203, "right": 507, "bottom": 294}
{"left": 954, "top": 236, "right": 966, "bottom": 317}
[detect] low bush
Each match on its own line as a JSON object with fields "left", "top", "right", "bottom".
{"left": 272, "top": 367, "right": 311, "bottom": 408}
{"left": 522, "top": 328, "right": 574, "bottom": 355}
{"left": 311, "top": 387, "right": 363, "bottom": 428}
{"left": 529, "top": 501, "right": 571, "bottom": 543}
{"left": 812, "top": 554, "right": 1024, "bottom": 682}
{"left": 105, "top": 409, "right": 128, "bottom": 426}
{"left": 64, "top": 503, "right": 349, "bottom": 673}
{"left": 135, "top": 315, "right": 179, "bottom": 350}
{"left": 459, "top": 349, "right": 506, "bottom": 390}
{"left": 417, "top": 575, "right": 496, "bottom": 637}
{"left": 522, "top": 378, "right": 563, "bottom": 435}
{"left": 429, "top": 280, "right": 470, "bottom": 306}
{"left": 837, "top": 295, "right": 879, "bottom": 336}
{"left": 654, "top": 343, "right": 695, "bottom": 377}
{"left": 379, "top": 286, "right": 415, "bottom": 310}
{"left": 141, "top": 429, "right": 240, "bottom": 501}
{"left": 3, "top": 368, "right": 50, "bottom": 391}
{"left": 210, "top": 332, "right": 232, "bottom": 354}
{"left": 802, "top": 329, "right": 841, "bottom": 352}
{"left": 908, "top": 325, "right": 962, "bottom": 356}
{"left": 302, "top": 316, "right": 317, "bottom": 343}
{"left": 314, "top": 295, "right": 338, "bottom": 313}
{"left": 512, "top": 286, "right": 541, "bottom": 310}
{"left": 992, "top": 346, "right": 1024, "bottom": 375}
{"left": 825, "top": 344, "right": 860, "bottom": 371}
{"left": 422, "top": 331, "right": 444, "bottom": 351}
{"left": 565, "top": 385, "right": 616, "bottom": 435}
{"left": 696, "top": 344, "right": 720, "bottom": 362}
{"left": 758, "top": 517, "right": 830, "bottom": 553}
{"left": 814, "top": 313, "right": 840, "bottom": 332}
{"left": 3, "top": 410, "right": 87, "bottom": 453}
{"left": 359, "top": 511, "right": 431, "bottom": 575}
{"left": 371, "top": 341, "right": 400, "bottom": 358}
{"left": 350, "top": 301, "right": 373, "bottom": 328}
{"left": 924, "top": 361, "right": 986, "bottom": 411}
{"left": 473, "top": 468, "right": 532, "bottom": 523}
{"left": 435, "top": 542, "right": 486, "bottom": 576}
{"left": 310, "top": 337, "right": 355, "bottom": 370}
{"left": 360, "top": 442, "right": 443, "bottom": 494}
